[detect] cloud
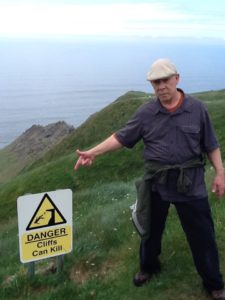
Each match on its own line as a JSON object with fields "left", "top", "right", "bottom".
{"left": 0, "top": 2, "right": 224, "bottom": 39}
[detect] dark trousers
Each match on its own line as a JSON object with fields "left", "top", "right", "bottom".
{"left": 140, "top": 192, "right": 224, "bottom": 292}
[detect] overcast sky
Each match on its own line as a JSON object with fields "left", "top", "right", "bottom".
{"left": 0, "top": 0, "right": 224, "bottom": 40}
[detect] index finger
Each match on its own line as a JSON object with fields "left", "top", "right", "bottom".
{"left": 74, "top": 157, "right": 82, "bottom": 171}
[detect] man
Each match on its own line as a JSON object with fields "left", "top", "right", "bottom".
{"left": 74, "top": 58, "right": 225, "bottom": 300}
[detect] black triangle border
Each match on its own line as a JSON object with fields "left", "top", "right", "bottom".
{"left": 26, "top": 193, "right": 67, "bottom": 231}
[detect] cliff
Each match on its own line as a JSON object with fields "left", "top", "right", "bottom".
{"left": 0, "top": 121, "right": 74, "bottom": 184}
{"left": 7, "top": 121, "right": 74, "bottom": 162}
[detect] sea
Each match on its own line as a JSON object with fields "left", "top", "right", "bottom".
{"left": 1, "top": 37, "right": 225, "bottom": 149}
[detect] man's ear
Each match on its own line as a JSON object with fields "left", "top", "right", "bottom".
{"left": 175, "top": 74, "right": 180, "bottom": 84}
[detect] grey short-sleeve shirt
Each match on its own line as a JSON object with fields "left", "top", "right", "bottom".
{"left": 115, "top": 90, "right": 219, "bottom": 201}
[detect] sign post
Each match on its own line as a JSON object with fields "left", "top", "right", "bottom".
{"left": 17, "top": 189, "right": 73, "bottom": 274}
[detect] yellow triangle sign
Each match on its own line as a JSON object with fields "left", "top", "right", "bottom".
{"left": 26, "top": 193, "right": 66, "bottom": 230}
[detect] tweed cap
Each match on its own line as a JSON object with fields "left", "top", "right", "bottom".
{"left": 147, "top": 58, "right": 178, "bottom": 81}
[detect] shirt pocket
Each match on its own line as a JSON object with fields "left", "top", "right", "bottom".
{"left": 178, "top": 125, "right": 201, "bottom": 152}
{"left": 180, "top": 125, "right": 200, "bottom": 134}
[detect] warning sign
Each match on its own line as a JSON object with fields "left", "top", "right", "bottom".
{"left": 17, "top": 189, "right": 73, "bottom": 263}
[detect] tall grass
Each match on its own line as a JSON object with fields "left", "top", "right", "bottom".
{"left": 1, "top": 178, "right": 225, "bottom": 299}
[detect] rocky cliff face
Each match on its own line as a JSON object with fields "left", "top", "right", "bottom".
{"left": 7, "top": 121, "right": 74, "bottom": 162}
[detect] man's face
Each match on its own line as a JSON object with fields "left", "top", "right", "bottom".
{"left": 150, "top": 74, "right": 180, "bottom": 103}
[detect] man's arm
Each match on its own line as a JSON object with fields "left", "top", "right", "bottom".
{"left": 74, "top": 134, "right": 123, "bottom": 170}
{"left": 207, "top": 148, "right": 225, "bottom": 199}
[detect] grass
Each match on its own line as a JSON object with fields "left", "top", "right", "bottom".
{"left": 1, "top": 178, "right": 225, "bottom": 299}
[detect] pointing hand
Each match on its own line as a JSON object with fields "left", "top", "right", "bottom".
{"left": 74, "top": 149, "right": 95, "bottom": 170}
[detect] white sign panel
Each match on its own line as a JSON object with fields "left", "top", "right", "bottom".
{"left": 17, "top": 189, "right": 73, "bottom": 263}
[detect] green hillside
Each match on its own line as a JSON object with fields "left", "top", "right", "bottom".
{"left": 0, "top": 91, "right": 149, "bottom": 221}
{"left": 0, "top": 90, "right": 225, "bottom": 300}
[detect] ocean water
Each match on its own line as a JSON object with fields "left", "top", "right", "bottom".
{"left": 1, "top": 37, "right": 225, "bottom": 149}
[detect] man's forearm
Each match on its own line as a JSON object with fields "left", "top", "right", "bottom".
{"left": 208, "top": 148, "right": 225, "bottom": 198}
{"left": 207, "top": 148, "right": 224, "bottom": 175}
{"left": 85, "top": 134, "right": 123, "bottom": 157}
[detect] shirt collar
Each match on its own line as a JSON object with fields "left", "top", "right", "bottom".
{"left": 151, "top": 89, "right": 192, "bottom": 115}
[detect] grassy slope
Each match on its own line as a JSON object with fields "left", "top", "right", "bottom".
{"left": 0, "top": 90, "right": 225, "bottom": 300}
{"left": 0, "top": 148, "right": 22, "bottom": 184}
{"left": 0, "top": 91, "right": 138, "bottom": 184}
{"left": 195, "top": 90, "right": 225, "bottom": 150}
{"left": 0, "top": 91, "right": 148, "bottom": 221}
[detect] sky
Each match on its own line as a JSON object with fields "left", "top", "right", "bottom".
{"left": 0, "top": 0, "right": 225, "bottom": 40}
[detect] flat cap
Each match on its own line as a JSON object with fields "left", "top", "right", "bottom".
{"left": 147, "top": 58, "right": 178, "bottom": 81}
